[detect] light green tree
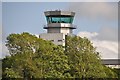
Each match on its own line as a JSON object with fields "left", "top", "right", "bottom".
{"left": 2, "top": 32, "right": 70, "bottom": 79}
{"left": 2, "top": 32, "right": 118, "bottom": 79}
{"left": 65, "top": 35, "right": 117, "bottom": 78}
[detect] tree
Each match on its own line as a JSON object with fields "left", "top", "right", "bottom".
{"left": 2, "top": 32, "right": 70, "bottom": 78}
{"left": 2, "top": 32, "right": 118, "bottom": 79}
{"left": 65, "top": 35, "right": 117, "bottom": 78}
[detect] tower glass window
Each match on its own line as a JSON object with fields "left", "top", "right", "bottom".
{"left": 46, "top": 16, "right": 74, "bottom": 23}
{"left": 51, "top": 17, "right": 61, "bottom": 23}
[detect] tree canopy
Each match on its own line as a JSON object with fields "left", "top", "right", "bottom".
{"left": 65, "top": 36, "right": 117, "bottom": 78}
{"left": 2, "top": 32, "right": 118, "bottom": 79}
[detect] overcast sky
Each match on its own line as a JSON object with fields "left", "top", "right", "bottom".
{"left": 1, "top": 0, "right": 119, "bottom": 59}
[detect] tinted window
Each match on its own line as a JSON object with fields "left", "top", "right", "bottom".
{"left": 46, "top": 16, "right": 74, "bottom": 23}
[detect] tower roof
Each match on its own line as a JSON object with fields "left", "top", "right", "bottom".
{"left": 44, "top": 10, "right": 75, "bottom": 17}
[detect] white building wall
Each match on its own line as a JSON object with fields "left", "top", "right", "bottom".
{"left": 60, "top": 28, "right": 70, "bottom": 35}
{"left": 46, "top": 23, "right": 75, "bottom": 34}
{"left": 39, "top": 33, "right": 65, "bottom": 46}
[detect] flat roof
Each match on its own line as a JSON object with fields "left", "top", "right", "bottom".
{"left": 101, "top": 59, "right": 120, "bottom": 65}
{"left": 44, "top": 10, "right": 75, "bottom": 17}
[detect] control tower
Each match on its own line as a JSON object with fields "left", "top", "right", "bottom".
{"left": 40, "top": 10, "right": 76, "bottom": 46}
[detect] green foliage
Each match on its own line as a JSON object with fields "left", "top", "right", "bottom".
{"left": 112, "top": 68, "right": 120, "bottom": 79}
{"left": 2, "top": 32, "right": 118, "bottom": 79}
{"left": 65, "top": 36, "right": 117, "bottom": 78}
{"left": 3, "top": 32, "right": 69, "bottom": 78}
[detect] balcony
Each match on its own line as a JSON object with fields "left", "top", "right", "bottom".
{"left": 43, "top": 23, "right": 77, "bottom": 29}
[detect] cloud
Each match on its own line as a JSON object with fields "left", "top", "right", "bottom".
{"left": 3, "top": 43, "right": 9, "bottom": 57}
{"left": 92, "top": 40, "right": 118, "bottom": 59}
{"left": 34, "top": 34, "right": 39, "bottom": 38}
{"left": 77, "top": 27, "right": 118, "bottom": 59}
{"left": 94, "top": 27, "right": 118, "bottom": 41}
{"left": 0, "top": 26, "right": 9, "bottom": 58}
{"left": 68, "top": 2, "right": 118, "bottom": 21}
{"left": 77, "top": 31, "right": 98, "bottom": 39}
{"left": 0, "top": 42, "right": 9, "bottom": 58}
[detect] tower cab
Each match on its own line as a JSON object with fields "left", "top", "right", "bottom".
{"left": 44, "top": 10, "right": 76, "bottom": 35}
